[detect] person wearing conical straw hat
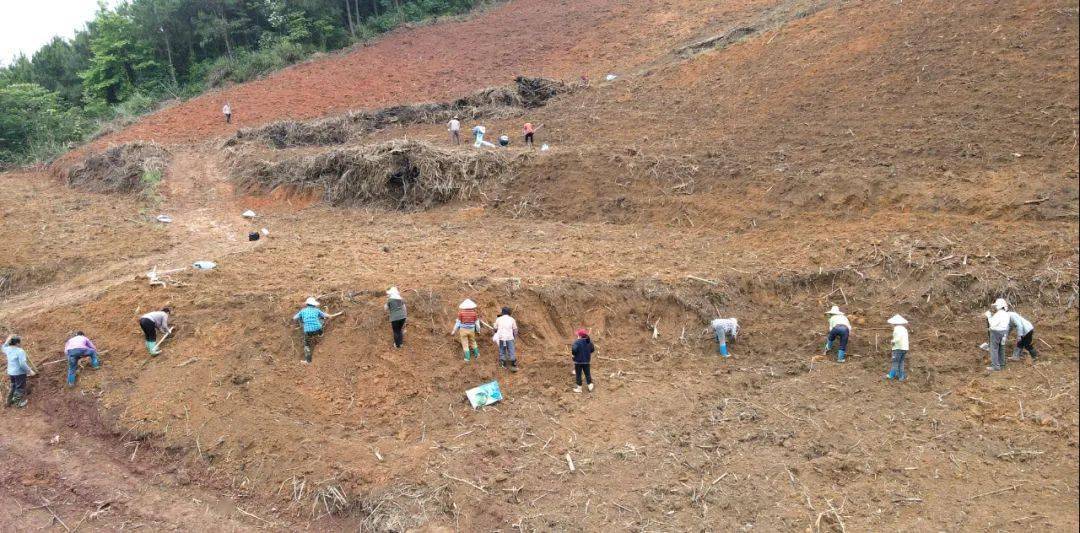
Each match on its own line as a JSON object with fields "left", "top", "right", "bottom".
{"left": 823, "top": 305, "right": 852, "bottom": 363}
{"left": 451, "top": 299, "right": 482, "bottom": 361}
{"left": 885, "top": 314, "right": 909, "bottom": 381}
{"left": 385, "top": 287, "right": 407, "bottom": 349}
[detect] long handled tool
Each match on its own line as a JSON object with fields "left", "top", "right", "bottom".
{"left": 153, "top": 328, "right": 175, "bottom": 352}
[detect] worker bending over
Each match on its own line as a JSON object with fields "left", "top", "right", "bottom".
{"left": 710, "top": 317, "right": 739, "bottom": 357}
{"left": 65, "top": 331, "right": 100, "bottom": 387}
{"left": 1008, "top": 308, "right": 1038, "bottom": 361}
{"left": 138, "top": 307, "right": 172, "bottom": 356}
{"left": 824, "top": 305, "right": 851, "bottom": 362}
{"left": 294, "top": 297, "right": 334, "bottom": 363}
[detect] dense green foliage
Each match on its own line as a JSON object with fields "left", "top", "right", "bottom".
{"left": 0, "top": 0, "right": 488, "bottom": 165}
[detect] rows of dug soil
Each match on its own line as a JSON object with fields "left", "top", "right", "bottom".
{"left": 4, "top": 195, "right": 1077, "bottom": 529}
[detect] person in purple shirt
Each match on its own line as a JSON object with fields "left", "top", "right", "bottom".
{"left": 65, "top": 331, "right": 100, "bottom": 387}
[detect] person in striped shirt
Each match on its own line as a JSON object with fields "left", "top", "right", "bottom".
{"left": 451, "top": 299, "right": 482, "bottom": 361}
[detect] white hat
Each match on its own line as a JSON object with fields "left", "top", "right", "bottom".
{"left": 305, "top": 297, "right": 320, "bottom": 307}
{"left": 993, "top": 298, "right": 1009, "bottom": 310}
{"left": 386, "top": 287, "right": 402, "bottom": 300}
{"left": 459, "top": 299, "right": 477, "bottom": 310}
{"left": 887, "top": 314, "right": 908, "bottom": 325}
{"left": 826, "top": 305, "right": 843, "bottom": 315}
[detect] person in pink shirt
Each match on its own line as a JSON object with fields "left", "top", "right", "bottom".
{"left": 493, "top": 306, "right": 519, "bottom": 372}
{"left": 523, "top": 122, "right": 538, "bottom": 148}
{"left": 65, "top": 331, "right": 100, "bottom": 387}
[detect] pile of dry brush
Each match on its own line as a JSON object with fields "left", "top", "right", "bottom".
{"left": 229, "top": 140, "right": 527, "bottom": 209}
{"left": 59, "top": 142, "right": 170, "bottom": 194}
{"left": 227, "top": 77, "right": 570, "bottom": 149}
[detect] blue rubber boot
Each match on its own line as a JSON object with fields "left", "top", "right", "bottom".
{"left": 463, "top": 350, "right": 470, "bottom": 362}
{"left": 719, "top": 344, "right": 729, "bottom": 357}
{"left": 471, "top": 347, "right": 480, "bottom": 359}
{"left": 824, "top": 340, "right": 832, "bottom": 353}
{"left": 145, "top": 341, "right": 160, "bottom": 356}
{"left": 837, "top": 349, "right": 846, "bottom": 363}
{"left": 884, "top": 369, "right": 896, "bottom": 380}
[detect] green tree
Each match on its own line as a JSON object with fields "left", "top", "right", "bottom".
{"left": 0, "top": 83, "right": 87, "bottom": 164}
{"left": 81, "top": 7, "right": 162, "bottom": 103}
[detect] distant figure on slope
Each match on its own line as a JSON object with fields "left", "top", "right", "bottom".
{"left": 571, "top": 329, "right": 594, "bottom": 393}
{"left": 138, "top": 307, "right": 172, "bottom": 356}
{"left": 472, "top": 125, "right": 495, "bottom": 148}
{"left": 448, "top": 116, "right": 461, "bottom": 145}
{"left": 4, "top": 335, "right": 35, "bottom": 408}
{"left": 984, "top": 298, "right": 1010, "bottom": 372}
{"left": 884, "top": 314, "right": 909, "bottom": 381}
{"left": 710, "top": 317, "right": 739, "bottom": 357}
{"left": 1007, "top": 308, "right": 1039, "bottom": 362}
{"left": 823, "top": 305, "right": 851, "bottom": 362}
{"left": 451, "top": 299, "right": 481, "bottom": 361}
{"left": 293, "top": 297, "right": 336, "bottom": 363}
{"left": 222, "top": 102, "right": 232, "bottom": 124}
{"left": 385, "top": 287, "right": 407, "bottom": 349}
{"left": 64, "top": 331, "right": 100, "bottom": 387}
{"left": 523, "top": 122, "right": 539, "bottom": 148}
{"left": 493, "top": 306, "right": 519, "bottom": 371}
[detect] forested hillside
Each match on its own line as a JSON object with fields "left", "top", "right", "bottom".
{"left": 0, "top": 0, "right": 489, "bottom": 165}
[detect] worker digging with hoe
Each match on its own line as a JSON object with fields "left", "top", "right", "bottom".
{"left": 293, "top": 297, "right": 341, "bottom": 363}
{"left": 451, "top": 299, "right": 482, "bottom": 361}
{"left": 824, "top": 305, "right": 852, "bottom": 362}
{"left": 138, "top": 307, "right": 172, "bottom": 356}
{"left": 493, "top": 306, "right": 519, "bottom": 371}
{"left": 710, "top": 316, "right": 739, "bottom": 357}
{"left": 4, "top": 335, "right": 36, "bottom": 408}
{"left": 64, "top": 331, "right": 100, "bottom": 387}
{"left": 385, "top": 287, "right": 407, "bottom": 349}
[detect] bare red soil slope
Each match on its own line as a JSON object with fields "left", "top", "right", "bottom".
{"left": 99, "top": 0, "right": 786, "bottom": 146}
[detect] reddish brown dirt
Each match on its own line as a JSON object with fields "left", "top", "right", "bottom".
{"left": 3, "top": 0, "right": 1078, "bottom": 531}
{"left": 89, "top": 0, "right": 780, "bottom": 147}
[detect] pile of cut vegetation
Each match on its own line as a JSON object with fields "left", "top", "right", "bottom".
{"left": 227, "top": 77, "right": 570, "bottom": 149}
{"left": 59, "top": 142, "right": 170, "bottom": 194}
{"left": 229, "top": 140, "right": 527, "bottom": 209}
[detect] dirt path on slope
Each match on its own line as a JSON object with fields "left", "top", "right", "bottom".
{"left": 0, "top": 147, "right": 255, "bottom": 323}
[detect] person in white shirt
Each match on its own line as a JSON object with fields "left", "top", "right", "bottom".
{"left": 493, "top": 307, "right": 519, "bottom": 372}
{"left": 984, "top": 298, "right": 1010, "bottom": 371}
{"left": 710, "top": 317, "right": 738, "bottom": 357}
{"left": 222, "top": 102, "right": 232, "bottom": 124}
{"left": 447, "top": 116, "right": 461, "bottom": 145}
{"left": 472, "top": 124, "right": 495, "bottom": 147}
{"left": 823, "top": 305, "right": 852, "bottom": 362}
{"left": 1007, "top": 309, "right": 1038, "bottom": 361}
{"left": 885, "top": 314, "right": 909, "bottom": 381}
